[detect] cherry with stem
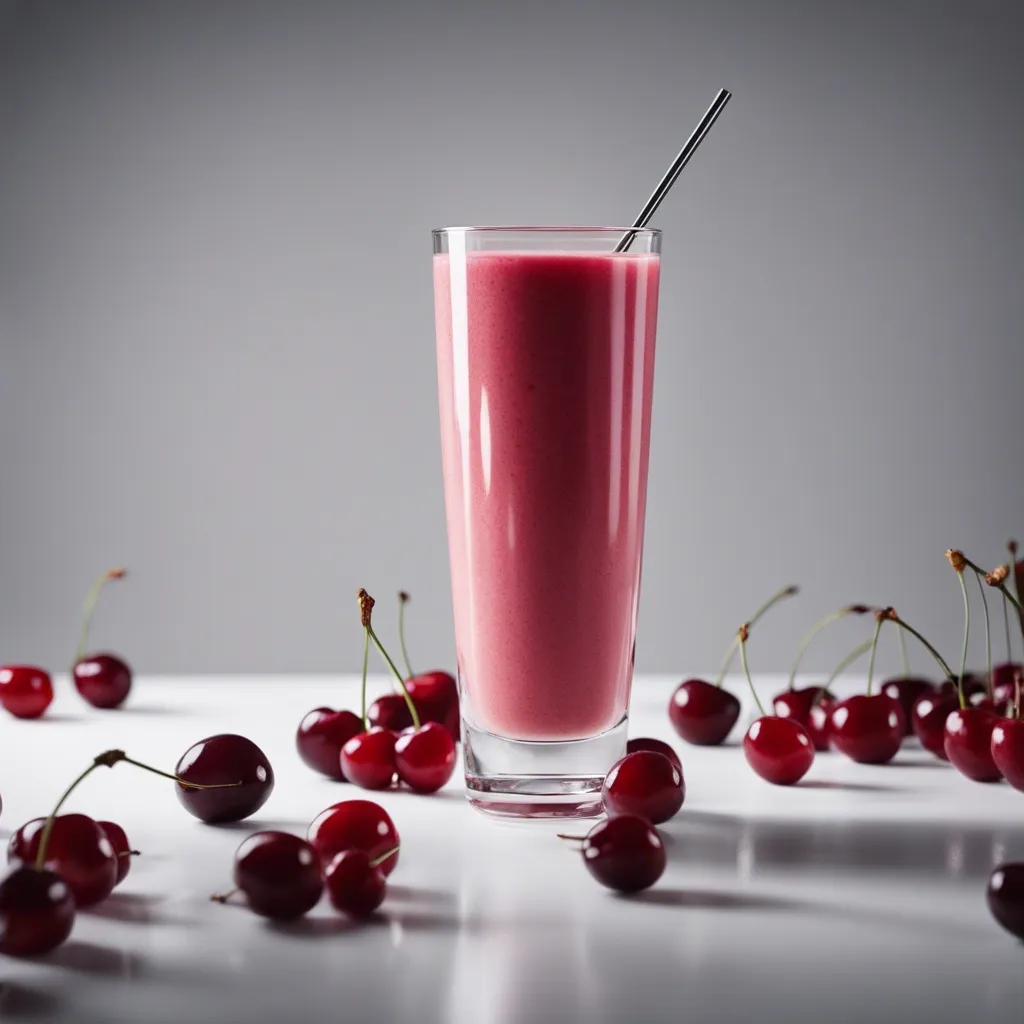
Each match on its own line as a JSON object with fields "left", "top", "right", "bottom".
{"left": 72, "top": 567, "right": 132, "bottom": 709}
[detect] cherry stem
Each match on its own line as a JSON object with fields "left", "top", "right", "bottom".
{"left": 865, "top": 615, "right": 886, "bottom": 697}
{"left": 1001, "top": 582, "right": 1014, "bottom": 664}
{"left": 1009, "top": 540, "right": 1023, "bottom": 642}
{"left": 786, "top": 605, "right": 870, "bottom": 692}
{"left": 119, "top": 850, "right": 141, "bottom": 858}
{"left": 715, "top": 585, "right": 798, "bottom": 688}
{"left": 737, "top": 625, "right": 766, "bottom": 717}
{"left": 367, "top": 624, "right": 421, "bottom": 731}
{"left": 370, "top": 844, "right": 400, "bottom": 869}
{"left": 897, "top": 623, "right": 909, "bottom": 678}
{"left": 397, "top": 592, "right": 414, "bottom": 680}
{"left": 973, "top": 570, "right": 993, "bottom": 700}
{"left": 884, "top": 612, "right": 956, "bottom": 684}
{"left": 952, "top": 570, "right": 970, "bottom": 710}
{"left": 210, "top": 889, "right": 238, "bottom": 905}
{"left": 813, "top": 637, "right": 873, "bottom": 708}
{"left": 987, "top": 577, "right": 1024, "bottom": 651}
{"left": 74, "top": 567, "right": 125, "bottom": 667}
{"left": 556, "top": 833, "right": 586, "bottom": 847}
{"left": 360, "top": 625, "right": 371, "bottom": 731}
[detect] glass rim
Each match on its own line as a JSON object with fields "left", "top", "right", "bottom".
{"left": 432, "top": 225, "right": 661, "bottom": 237}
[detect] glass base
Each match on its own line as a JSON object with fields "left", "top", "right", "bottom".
{"left": 462, "top": 715, "right": 628, "bottom": 819}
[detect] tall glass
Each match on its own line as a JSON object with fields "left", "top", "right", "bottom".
{"left": 432, "top": 227, "right": 661, "bottom": 818}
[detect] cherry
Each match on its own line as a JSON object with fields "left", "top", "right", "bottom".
{"left": 626, "top": 737, "right": 682, "bottom": 772}
{"left": 987, "top": 862, "right": 1024, "bottom": 940}
{"left": 405, "top": 671, "right": 460, "bottom": 740}
{"left": 341, "top": 728, "right": 397, "bottom": 790}
{"left": 9, "top": 814, "right": 118, "bottom": 908}
{"left": 772, "top": 686, "right": 832, "bottom": 734}
{"left": 993, "top": 662, "right": 1022, "bottom": 695}
{"left": 830, "top": 695, "right": 904, "bottom": 764}
{"left": 807, "top": 696, "right": 835, "bottom": 751}
{"left": 880, "top": 677, "right": 936, "bottom": 736}
{"left": 991, "top": 719, "right": 1024, "bottom": 791}
{"left": 394, "top": 723, "right": 457, "bottom": 794}
{"left": 668, "top": 679, "right": 740, "bottom": 746}
{"left": 0, "top": 866, "right": 75, "bottom": 957}
{"left": 0, "top": 665, "right": 53, "bottom": 720}
{"left": 571, "top": 816, "right": 665, "bottom": 893}
{"left": 324, "top": 848, "right": 395, "bottom": 918}
{"left": 743, "top": 717, "right": 814, "bottom": 785}
{"left": 943, "top": 707, "right": 1002, "bottom": 782}
{"left": 96, "top": 821, "right": 135, "bottom": 885}
{"left": 230, "top": 831, "right": 323, "bottom": 920}
{"left": 296, "top": 708, "right": 363, "bottom": 781}
{"left": 307, "top": 800, "right": 400, "bottom": 877}
{"left": 367, "top": 694, "right": 413, "bottom": 733}
{"left": 912, "top": 693, "right": 958, "bottom": 759}
{"left": 71, "top": 568, "right": 132, "bottom": 709}
{"left": 601, "top": 751, "right": 684, "bottom": 823}
{"left": 175, "top": 734, "right": 274, "bottom": 823}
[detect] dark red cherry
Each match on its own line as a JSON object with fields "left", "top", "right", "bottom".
{"left": 772, "top": 687, "right": 831, "bottom": 732}
{"left": 406, "top": 671, "right": 460, "bottom": 740}
{"left": 233, "top": 831, "right": 323, "bottom": 920}
{"left": 807, "top": 697, "right": 835, "bottom": 751}
{"left": 602, "top": 751, "right": 684, "bottom": 823}
{"left": 944, "top": 707, "right": 1002, "bottom": 782}
{"left": 340, "top": 728, "right": 397, "bottom": 790}
{"left": 626, "top": 737, "right": 682, "bottom": 773}
{"left": 829, "top": 694, "right": 904, "bottom": 764}
{"left": 175, "top": 734, "right": 275, "bottom": 823}
{"left": 296, "top": 708, "right": 363, "bottom": 781}
{"left": 0, "top": 666, "right": 54, "bottom": 720}
{"left": 880, "top": 677, "right": 936, "bottom": 735}
{"left": 668, "top": 679, "right": 740, "bottom": 746}
{"left": 366, "top": 694, "right": 413, "bottom": 733}
{"left": 9, "top": 814, "right": 117, "bottom": 908}
{"left": 324, "top": 849, "right": 388, "bottom": 918}
{"left": 992, "top": 662, "right": 1022, "bottom": 699}
{"left": 987, "top": 862, "right": 1024, "bottom": 940}
{"left": 73, "top": 653, "right": 132, "bottom": 709}
{"left": 743, "top": 716, "right": 814, "bottom": 785}
{"left": 991, "top": 719, "right": 1024, "bottom": 792}
{"left": 937, "top": 676, "right": 986, "bottom": 700}
{"left": 912, "top": 692, "right": 958, "bottom": 759}
{"left": 394, "top": 723, "right": 456, "bottom": 794}
{"left": 307, "top": 800, "right": 400, "bottom": 877}
{"left": 578, "top": 815, "right": 665, "bottom": 893}
{"left": 96, "top": 821, "right": 133, "bottom": 885}
{"left": 0, "top": 866, "right": 75, "bottom": 956}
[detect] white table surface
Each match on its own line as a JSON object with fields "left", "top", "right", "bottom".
{"left": 0, "top": 673, "right": 1022, "bottom": 1024}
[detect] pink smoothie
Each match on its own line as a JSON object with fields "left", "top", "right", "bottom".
{"left": 434, "top": 250, "right": 660, "bottom": 741}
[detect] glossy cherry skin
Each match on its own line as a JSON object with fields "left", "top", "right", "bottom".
{"left": 394, "top": 723, "right": 457, "bottom": 794}
{"left": 880, "top": 677, "right": 936, "bottom": 736}
{"left": 72, "top": 652, "right": 132, "bottom": 709}
{"left": 602, "top": 751, "right": 684, "bottom": 823}
{"left": 991, "top": 719, "right": 1024, "bottom": 791}
{"left": 406, "top": 671, "right": 460, "bottom": 740}
{"left": 0, "top": 666, "right": 54, "bottom": 719}
{"left": 175, "top": 734, "right": 275, "bottom": 823}
{"left": 992, "top": 662, "right": 1022, "bottom": 697}
{"left": 233, "top": 831, "right": 323, "bottom": 920}
{"left": 626, "top": 737, "right": 682, "bottom": 773}
{"left": 296, "top": 708, "right": 363, "bottom": 781}
{"left": 96, "top": 821, "right": 133, "bottom": 885}
{"left": 307, "top": 800, "right": 400, "bottom": 877}
{"left": 579, "top": 815, "right": 666, "bottom": 893}
{"left": 0, "top": 866, "right": 75, "bottom": 956}
{"left": 743, "top": 717, "right": 814, "bottom": 785}
{"left": 772, "top": 687, "right": 831, "bottom": 733}
{"left": 807, "top": 697, "right": 835, "bottom": 751}
{"left": 668, "top": 679, "right": 741, "bottom": 746}
{"left": 9, "top": 814, "right": 117, "bottom": 908}
{"left": 829, "top": 694, "right": 904, "bottom": 764}
{"left": 943, "top": 707, "right": 1002, "bottom": 782}
{"left": 987, "top": 862, "right": 1024, "bottom": 940}
{"left": 324, "top": 849, "right": 387, "bottom": 918}
{"left": 367, "top": 694, "right": 413, "bottom": 733}
{"left": 341, "top": 728, "right": 397, "bottom": 790}
{"left": 912, "top": 693, "right": 958, "bottom": 759}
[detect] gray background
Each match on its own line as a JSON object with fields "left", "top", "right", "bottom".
{"left": 1, "top": 0, "right": 1021, "bottom": 677}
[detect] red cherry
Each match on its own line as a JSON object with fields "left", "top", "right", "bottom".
{"left": 324, "top": 849, "right": 388, "bottom": 918}
{"left": 992, "top": 662, "right": 1022, "bottom": 700}
{"left": 576, "top": 816, "right": 665, "bottom": 893}
{"left": 772, "top": 686, "right": 832, "bottom": 733}
{"left": 296, "top": 708, "right": 363, "bottom": 781}
{"left": 406, "top": 671, "right": 460, "bottom": 740}
{"left": 912, "top": 692, "right": 958, "bottom": 759}
{"left": 340, "top": 729, "right": 397, "bottom": 791}
{"left": 367, "top": 694, "right": 413, "bottom": 733}
{"left": 943, "top": 707, "right": 1002, "bottom": 782}
{"left": 668, "top": 679, "right": 740, "bottom": 746}
{"left": 232, "top": 831, "right": 323, "bottom": 920}
{"left": 394, "top": 723, "right": 456, "bottom": 794}
{"left": 9, "top": 814, "right": 118, "bottom": 908}
{"left": 807, "top": 697, "right": 835, "bottom": 751}
{"left": 0, "top": 666, "right": 54, "bottom": 719}
{"left": 96, "top": 821, "right": 134, "bottom": 885}
{"left": 829, "top": 694, "right": 904, "bottom": 764}
{"left": 743, "top": 716, "right": 814, "bottom": 785}
{"left": 626, "top": 737, "right": 682, "bottom": 772}
{"left": 988, "top": 862, "right": 1024, "bottom": 940}
{"left": 175, "top": 734, "right": 275, "bottom": 823}
{"left": 0, "top": 866, "right": 75, "bottom": 956}
{"left": 991, "top": 719, "right": 1024, "bottom": 791}
{"left": 307, "top": 800, "right": 400, "bottom": 877}
{"left": 880, "top": 677, "right": 936, "bottom": 736}
{"left": 601, "top": 751, "right": 684, "bottom": 823}
{"left": 937, "top": 676, "right": 986, "bottom": 700}
{"left": 73, "top": 653, "right": 132, "bottom": 709}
